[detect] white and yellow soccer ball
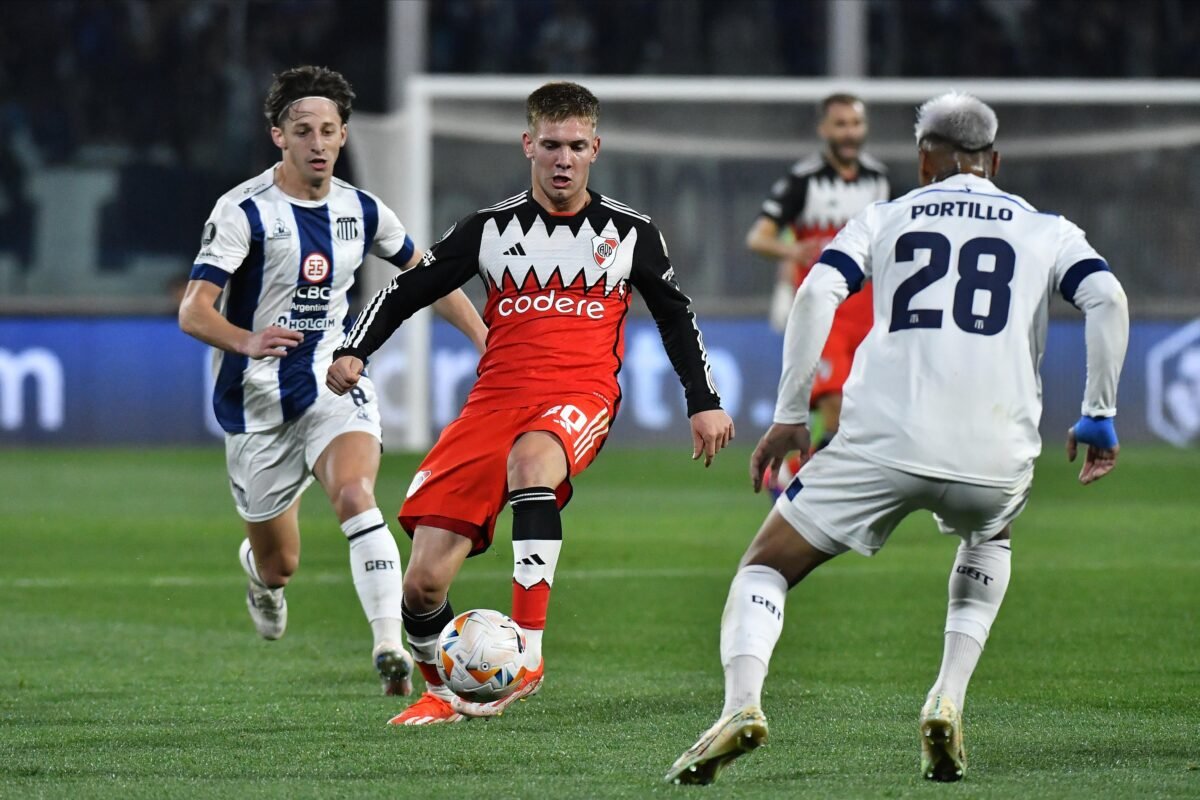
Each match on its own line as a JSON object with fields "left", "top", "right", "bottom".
{"left": 436, "top": 609, "right": 529, "bottom": 703}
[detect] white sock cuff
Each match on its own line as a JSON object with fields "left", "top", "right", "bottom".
{"left": 737, "top": 564, "right": 789, "bottom": 593}
{"left": 720, "top": 564, "right": 788, "bottom": 670}
{"left": 945, "top": 538, "right": 1012, "bottom": 648}
{"left": 944, "top": 618, "right": 990, "bottom": 646}
{"left": 341, "top": 508, "right": 387, "bottom": 539}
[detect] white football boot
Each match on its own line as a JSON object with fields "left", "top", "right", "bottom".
{"left": 238, "top": 539, "right": 287, "bottom": 640}
{"left": 665, "top": 706, "right": 768, "bottom": 785}
{"left": 920, "top": 694, "right": 966, "bottom": 781}
{"left": 372, "top": 641, "right": 414, "bottom": 696}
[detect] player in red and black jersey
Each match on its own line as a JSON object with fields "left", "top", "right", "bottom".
{"left": 746, "top": 94, "right": 889, "bottom": 453}
{"left": 328, "top": 81, "right": 735, "bottom": 725}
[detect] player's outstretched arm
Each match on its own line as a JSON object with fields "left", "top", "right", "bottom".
{"left": 750, "top": 423, "right": 811, "bottom": 493}
{"left": 178, "top": 279, "right": 303, "bottom": 359}
{"left": 1066, "top": 416, "right": 1119, "bottom": 485}
{"left": 1062, "top": 249, "right": 1128, "bottom": 486}
{"left": 690, "top": 409, "right": 735, "bottom": 468}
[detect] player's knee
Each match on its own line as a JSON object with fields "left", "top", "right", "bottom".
{"left": 507, "top": 454, "right": 551, "bottom": 489}
{"left": 402, "top": 566, "right": 450, "bottom": 611}
{"left": 507, "top": 433, "right": 567, "bottom": 489}
{"left": 258, "top": 551, "right": 299, "bottom": 585}
{"left": 331, "top": 478, "right": 376, "bottom": 519}
{"left": 741, "top": 513, "right": 835, "bottom": 587}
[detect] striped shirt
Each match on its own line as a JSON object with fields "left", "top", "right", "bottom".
{"left": 191, "top": 165, "right": 414, "bottom": 433}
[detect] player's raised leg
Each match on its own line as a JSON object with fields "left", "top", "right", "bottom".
{"left": 921, "top": 528, "right": 1012, "bottom": 782}
{"left": 666, "top": 509, "right": 837, "bottom": 785}
{"left": 389, "top": 525, "right": 473, "bottom": 725}
{"left": 446, "top": 431, "right": 569, "bottom": 720}
{"left": 239, "top": 499, "right": 301, "bottom": 641}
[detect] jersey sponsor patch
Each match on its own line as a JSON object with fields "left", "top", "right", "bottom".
{"left": 201, "top": 222, "right": 217, "bottom": 247}
{"left": 302, "top": 252, "right": 330, "bottom": 283}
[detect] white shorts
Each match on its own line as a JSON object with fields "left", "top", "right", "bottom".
{"left": 224, "top": 377, "right": 382, "bottom": 522}
{"left": 774, "top": 437, "right": 1033, "bottom": 557}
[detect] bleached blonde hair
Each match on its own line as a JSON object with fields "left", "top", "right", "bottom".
{"left": 914, "top": 92, "right": 998, "bottom": 151}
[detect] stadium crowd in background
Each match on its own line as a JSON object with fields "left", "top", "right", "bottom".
{"left": 1, "top": 0, "right": 1194, "bottom": 175}
{"left": 0, "top": 0, "right": 1195, "bottom": 306}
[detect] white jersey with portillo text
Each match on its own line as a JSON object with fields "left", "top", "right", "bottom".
{"left": 191, "top": 165, "right": 415, "bottom": 433}
{"left": 776, "top": 173, "right": 1125, "bottom": 485}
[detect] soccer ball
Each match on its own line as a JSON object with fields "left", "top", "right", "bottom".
{"left": 436, "top": 609, "right": 529, "bottom": 703}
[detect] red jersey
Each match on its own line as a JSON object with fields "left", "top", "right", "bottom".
{"left": 337, "top": 189, "right": 721, "bottom": 417}
{"left": 759, "top": 153, "right": 890, "bottom": 337}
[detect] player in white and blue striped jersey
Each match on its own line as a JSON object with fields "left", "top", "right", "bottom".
{"left": 668, "top": 92, "right": 1128, "bottom": 785}
{"left": 178, "top": 66, "right": 486, "bottom": 695}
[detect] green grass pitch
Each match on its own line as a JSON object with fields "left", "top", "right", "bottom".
{"left": 1, "top": 445, "right": 1197, "bottom": 799}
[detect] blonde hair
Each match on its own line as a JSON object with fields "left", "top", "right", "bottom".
{"left": 526, "top": 82, "right": 599, "bottom": 132}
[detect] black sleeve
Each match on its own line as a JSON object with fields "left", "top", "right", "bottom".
{"left": 759, "top": 170, "right": 808, "bottom": 226}
{"left": 629, "top": 223, "right": 722, "bottom": 417}
{"left": 335, "top": 216, "right": 480, "bottom": 363}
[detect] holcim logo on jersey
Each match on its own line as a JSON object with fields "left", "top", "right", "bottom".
{"left": 497, "top": 289, "right": 605, "bottom": 320}
{"left": 591, "top": 235, "right": 619, "bottom": 269}
{"left": 302, "top": 252, "right": 330, "bottom": 283}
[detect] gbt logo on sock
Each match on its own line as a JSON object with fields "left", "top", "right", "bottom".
{"left": 751, "top": 594, "right": 782, "bottom": 620}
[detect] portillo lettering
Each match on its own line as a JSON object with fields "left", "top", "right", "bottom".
{"left": 912, "top": 201, "right": 1014, "bottom": 221}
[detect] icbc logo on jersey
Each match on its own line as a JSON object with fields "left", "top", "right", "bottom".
{"left": 591, "top": 235, "right": 619, "bottom": 269}
{"left": 302, "top": 252, "right": 330, "bottom": 283}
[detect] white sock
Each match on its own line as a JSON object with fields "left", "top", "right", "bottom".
{"left": 523, "top": 627, "right": 544, "bottom": 667}
{"left": 342, "top": 509, "right": 404, "bottom": 646}
{"left": 928, "top": 632, "right": 983, "bottom": 711}
{"left": 239, "top": 537, "right": 276, "bottom": 590}
{"left": 724, "top": 655, "right": 768, "bottom": 716}
{"left": 719, "top": 565, "right": 788, "bottom": 716}
{"left": 929, "top": 539, "right": 1012, "bottom": 710}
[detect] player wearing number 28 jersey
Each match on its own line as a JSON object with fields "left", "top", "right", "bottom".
{"left": 667, "top": 92, "right": 1127, "bottom": 786}
{"left": 805, "top": 171, "right": 1110, "bottom": 485}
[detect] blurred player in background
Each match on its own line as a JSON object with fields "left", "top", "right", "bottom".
{"left": 178, "top": 66, "right": 486, "bottom": 694}
{"left": 668, "top": 92, "right": 1128, "bottom": 784}
{"left": 327, "top": 81, "right": 735, "bottom": 725}
{"left": 746, "top": 94, "right": 889, "bottom": 467}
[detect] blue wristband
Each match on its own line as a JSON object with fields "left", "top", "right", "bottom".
{"left": 1073, "top": 415, "right": 1118, "bottom": 449}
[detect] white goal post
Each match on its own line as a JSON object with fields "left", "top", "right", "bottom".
{"left": 349, "top": 76, "right": 1200, "bottom": 450}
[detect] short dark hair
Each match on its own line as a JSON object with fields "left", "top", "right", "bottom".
{"left": 819, "top": 92, "right": 865, "bottom": 118}
{"left": 526, "top": 81, "right": 600, "bottom": 132}
{"left": 264, "top": 66, "right": 355, "bottom": 129}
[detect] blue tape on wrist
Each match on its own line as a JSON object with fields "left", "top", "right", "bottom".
{"left": 1073, "top": 416, "right": 1118, "bottom": 449}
